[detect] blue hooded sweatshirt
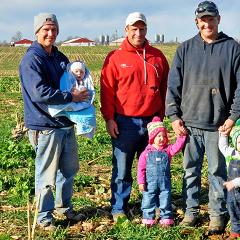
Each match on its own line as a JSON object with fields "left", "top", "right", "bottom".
{"left": 19, "top": 41, "right": 73, "bottom": 130}
{"left": 166, "top": 32, "right": 240, "bottom": 130}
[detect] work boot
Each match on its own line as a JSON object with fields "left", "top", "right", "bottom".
{"left": 208, "top": 216, "right": 225, "bottom": 235}
{"left": 180, "top": 215, "right": 198, "bottom": 227}
{"left": 54, "top": 210, "right": 86, "bottom": 222}
{"left": 64, "top": 210, "right": 86, "bottom": 221}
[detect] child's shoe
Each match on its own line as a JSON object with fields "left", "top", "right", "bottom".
{"left": 142, "top": 219, "right": 156, "bottom": 227}
{"left": 226, "top": 232, "right": 240, "bottom": 240}
{"left": 159, "top": 218, "right": 174, "bottom": 228}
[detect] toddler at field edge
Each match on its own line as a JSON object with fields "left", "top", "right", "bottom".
{"left": 137, "top": 116, "right": 186, "bottom": 227}
{"left": 219, "top": 120, "right": 240, "bottom": 239}
{"left": 48, "top": 60, "right": 96, "bottom": 138}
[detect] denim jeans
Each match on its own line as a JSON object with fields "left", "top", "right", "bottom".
{"left": 111, "top": 114, "right": 152, "bottom": 214}
{"left": 28, "top": 127, "right": 79, "bottom": 225}
{"left": 227, "top": 160, "right": 240, "bottom": 234}
{"left": 183, "top": 127, "right": 227, "bottom": 218}
{"left": 141, "top": 151, "right": 172, "bottom": 220}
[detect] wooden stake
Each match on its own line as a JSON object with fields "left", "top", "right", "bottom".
{"left": 31, "top": 194, "right": 40, "bottom": 240}
{"left": 27, "top": 199, "right": 31, "bottom": 240}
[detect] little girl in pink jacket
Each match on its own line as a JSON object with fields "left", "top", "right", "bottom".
{"left": 137, "top": 116, "right": 186, "bottom": 227}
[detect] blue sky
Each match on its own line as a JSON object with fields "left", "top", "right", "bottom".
{"left": 1, "top": 0, "right": 240, "bottom": 43}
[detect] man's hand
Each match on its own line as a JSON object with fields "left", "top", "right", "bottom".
{"left": 223, "top": 181, "right": 235, "bottom": 191}
{"left": 71, "top": 87, "right": 89, "bottom": 102}
{"left": 218, "top": 119, "right": 235, "bottom": 135}
{"left": 172, "top": 119, "right": 188, "bottom": 136}
{"left": 106, "top": 119, "right": 119, "bottom": 138}
{"left": 138, "top": 184, "right": 146, "bottom": 192}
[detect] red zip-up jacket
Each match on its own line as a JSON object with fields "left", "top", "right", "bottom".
{"left": 100, "top": 38, "right": 169, "bottom": 121}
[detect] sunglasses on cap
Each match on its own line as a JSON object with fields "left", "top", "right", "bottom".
{"left": 195, "top": 1, "right": 219, "bottom": 16}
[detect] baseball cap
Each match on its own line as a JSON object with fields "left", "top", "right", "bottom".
{"left": 195, "top": 1, "right": 219, "bottom": 18}
{"left": 125, "top": 12, "right": 147, "bottom": 27}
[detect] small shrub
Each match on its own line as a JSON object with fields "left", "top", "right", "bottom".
{"left": 74, "top": 174, "right": 95, "bottom": 191}
{"left": 0, "top": 77, "right": 21, "bottom": 93}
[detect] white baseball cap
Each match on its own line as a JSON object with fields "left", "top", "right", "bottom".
{"left": 125, "top": 12, "right": 147, "bottom": 27}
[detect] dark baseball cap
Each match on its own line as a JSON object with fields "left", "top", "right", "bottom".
{"left": 195, "top": 1, "right": 219, "bottom": 18}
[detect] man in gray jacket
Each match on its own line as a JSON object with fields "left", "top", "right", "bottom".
{"left": 166, "top": 1, "right": 240, "bottom": 235}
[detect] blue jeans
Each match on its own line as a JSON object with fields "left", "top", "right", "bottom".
{"left": 183, "top": 127, "right": 227, "bottom": 218}
{"left": 111, "top": 114, "right": 152, "bottom": 214}
{"left": 142, "top": 151, "right": 172, "bottom": 220}
{"left": 227, "top": 160, "right": 240, "bottom": 234}
{"left": 28, "top": 127, "right": 79, "bottom": 225}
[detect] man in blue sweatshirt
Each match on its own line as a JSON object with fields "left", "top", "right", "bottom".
{"left": 19, "top": 13, "right": 89, "bottom": 230}
{"left": 166, "top": 1, "right": 240, "bottom": 235}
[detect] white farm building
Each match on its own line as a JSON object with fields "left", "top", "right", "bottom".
{"left": 61, "top": 37, "right": 96, "bottom": 46}
{"left": 109, "top": 37, "right": 125, "bottom": 46}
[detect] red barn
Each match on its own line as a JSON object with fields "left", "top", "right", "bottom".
{"left": 14, "top": 39, "right": 33, "bottom": 47}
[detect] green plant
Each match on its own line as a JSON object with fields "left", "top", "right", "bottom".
{"left": 49, "top": 226, "right": 68, "bottom": 240}
{"left": 0, "top": 234, "right": 11, "bottom": 240}
{"left": 74, "top": 174, "right": 95, "bottom": 190}
{"left": 0, "top": 139, "right": 34, "bottom": 169}
{"left": 0, "top": 77, "right": 21, "bottom": 93}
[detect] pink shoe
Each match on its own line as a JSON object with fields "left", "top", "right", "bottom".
{"left": 142, "top": 219, "right": 156, "bottom": 227}
{"left": 159, "top": 218, "right": 174, "bottom": 227}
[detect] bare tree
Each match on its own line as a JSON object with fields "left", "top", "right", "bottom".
{"left": 11, "top": 31, "right": 23, "bottom": 42}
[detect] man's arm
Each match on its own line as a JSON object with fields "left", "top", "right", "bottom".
{"left": 222, "top": 45, "right": 240, "bottom": 134}
{"left": 106, "top": 119, "right": 119, "bottom": 138}
{"left": 158, "top": 53, "right": 169, "bottom": 120}
{"left": 166, "top": 48, "right": 183, "bottom": 120}
{"left": 20, "top": 56, "right": 72, "bottom": 105}
{"left": 100, "top": 52, "right": 120, "bottom": 138}
{"left": 166, "top": 47, "right": 187, "bottom": 136}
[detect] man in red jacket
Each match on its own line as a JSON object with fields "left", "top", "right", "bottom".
{"left": 100, "top": 12, "right": 169, "bottom": 222}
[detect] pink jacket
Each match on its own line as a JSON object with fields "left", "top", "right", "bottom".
{"left": 137, "top": 135, "right": 186, "bottom": 184}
